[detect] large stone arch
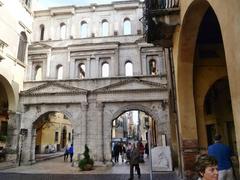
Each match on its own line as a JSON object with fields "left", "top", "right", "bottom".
{"left": 0, "top": 74, "right": 16, "bottom": 111}
{"left": 176, "top": 0, "right": 240, "bottom": 174}
{"left": 112, "top": 104, "right": 160, "bottom": 122}
{"left": 103, "top": 101, "right": 170, "bottom": 161}
{"left": 20, "top": 103, "right": 83, "bottom": 164}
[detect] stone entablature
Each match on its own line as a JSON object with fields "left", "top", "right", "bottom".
{"left": 23, "top": 76, "right": 167, "bottom": 91}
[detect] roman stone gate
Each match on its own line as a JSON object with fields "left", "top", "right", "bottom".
{"left": 19, "top": 77, "right": 170, "bottom": 163}
{"left": 16, "top": 1, "right": 176, "bottom": 165}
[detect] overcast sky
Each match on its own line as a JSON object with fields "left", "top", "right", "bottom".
{"left": 37, "top": 0, "right": 126, "bottom": 9}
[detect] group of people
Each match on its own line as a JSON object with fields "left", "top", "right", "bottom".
{"left": 113, "top": 141, "right": 149, "bottom": 165}
{"left": 63, "top": 144, "right": 74, "bottom": 162}
{"left": 195, "top": 134, "right": 235, "bottom": 180}
{"left": 113, "top": 140, "right": 149, "bottom": 180}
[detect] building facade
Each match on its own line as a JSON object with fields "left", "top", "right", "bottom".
{"left": 0, "top": 0, "right": 35, "bottom": 162}
{"left": 144, "top": 0, "right": 240, "bottom": 178}
{"left": 19, "top": 0, "right": 173, "bottom": 165}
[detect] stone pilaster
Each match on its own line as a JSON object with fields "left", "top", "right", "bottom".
{"left": 96, "top": 102, "right": 105, "bottom": 162}
{"left": 6, "top": 111, "right": 20, "bottom": 162}
{"left": 81, "top": 102, "right": 88, "bottom": 148}
{"left": 30, "top": 129, "right": 36, "bottom": 164}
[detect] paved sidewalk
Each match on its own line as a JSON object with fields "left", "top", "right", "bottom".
{"left": 0, "top": 156, "right": 180, "bottom": 179}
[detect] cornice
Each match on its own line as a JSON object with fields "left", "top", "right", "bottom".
{"left": 93, "top": 78, "right": 167, "bottom": 93}
{"left": 20, "top": 82, "right": 88, "bottom": 96}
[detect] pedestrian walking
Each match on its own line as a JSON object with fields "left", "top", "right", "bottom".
{"left": 63, "top": 145, "right": 69, "bottom": 162}
{"left": 208, "top": 134, "right": 235, "bottom": 180}
{"left": 126, "top": 142, "right": 132, "bottom": 164}
{"left": 138, "top": 141, "right": 144, "bottom": 163}
{"left": 128, "top": 143, "right": 141, "bottom": 180}
{"left": 113, "top": 142, "right": 120, "bottom": 163}
{"left": 194, "top": 154, "right": 218, "bottom": 180}
{"left": 145, "top": 142, "right": 149, "bottom": 158}
{"left": 68, "top": 144, "right": 74, "bottom": 162}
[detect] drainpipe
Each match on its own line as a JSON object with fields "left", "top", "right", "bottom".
{"left": 165, "top": 47, "right": 183, "bottom": 178}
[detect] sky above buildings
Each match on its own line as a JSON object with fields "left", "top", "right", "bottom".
{"left": 37, "top": 0, "right": 126, "bottom": 9}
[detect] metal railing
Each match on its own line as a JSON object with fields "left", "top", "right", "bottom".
{"left": 141, "top": 0, "right": 180, "bottom": 43}
{"left": 145, "top": 0, "right": 179, "bottom": 10}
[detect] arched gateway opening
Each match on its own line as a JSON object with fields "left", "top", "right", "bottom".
{"left": 0, "top": 75, "right": 16, "bottom": 162}
{"left": 33, "top": 112, "right": 73, "bottom": 159}
{"left": 111, "top": 110, "right": 157, "bottom": 163}
{"left": 178, "top": 0, "right": 238, "bottom": 175}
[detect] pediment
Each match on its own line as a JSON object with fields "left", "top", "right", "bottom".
{"left": 29, "top": 42, "right": 52, "bottom": 49}
{"left": 21, "top": 82, "right": 87, "bottom": 96}
{"left": 94, "top": 79, "right": 167, "bottom": 93}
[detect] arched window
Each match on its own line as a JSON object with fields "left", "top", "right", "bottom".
{"left": 57, "top": 65, "right": 63, "bottom": 80}
{"left": 123, "top": 18, "right": 131, "bottom": 35}
{"left": 35, "top": 65, "right": 42, "bottom": 81}
{"left": 40, "top": 24, "right": 45, "bottom": 41}
{"left": 17, "top": 32, "right": 27, "bottom": 62}
{"left": 149, "top": 59, "right": 157, "bottom": 75}
{"left": 80, "top": 21, "right": 88, "bottom": 38}
{"left": 79, "top": 63, "right": 85, "bottom": 79}
{"left": 125, "top": 61, "right": 133, "bottom": 76}
{"left": 102, "top": 62, "right": 109, "bottom": 77}
{"left": 102, "top": 20, "right": 109, "bottom": 36}
{"left": 60, "top": 23, "right": 66, "bottom": 39}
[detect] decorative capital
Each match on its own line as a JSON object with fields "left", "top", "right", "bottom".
{"left": 96, "top": 102, "right": 104, "bottom": 110}
{"left": 81, "top": 102, "right": 88, "bottom": 110}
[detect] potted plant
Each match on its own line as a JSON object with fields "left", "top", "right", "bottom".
{"left": 78, "top": 144, "right": 94, "bottom": 171}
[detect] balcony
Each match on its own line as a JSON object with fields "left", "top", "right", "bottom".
{"left": 142, "top": 0, "right": 180, "bottom": 47}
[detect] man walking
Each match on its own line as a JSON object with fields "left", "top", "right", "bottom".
{"left": 128, "top": 143, "right": 141, "bottom": 180}
{"left": 208, "top": 134, "right": 235, "bottom": 180}
{"left": 68, "top": 144, "right": 74, "bottom": 162}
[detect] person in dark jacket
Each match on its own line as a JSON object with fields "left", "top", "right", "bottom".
{"left": 113, "top": 142, "right": 120, "bottom": 163}
{"left": 128, "top": 143, "right": 141, "bottom": 180}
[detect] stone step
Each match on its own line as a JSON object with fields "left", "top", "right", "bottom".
{"left": 0, "top": 172, "right": 180, "bottom": 180}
